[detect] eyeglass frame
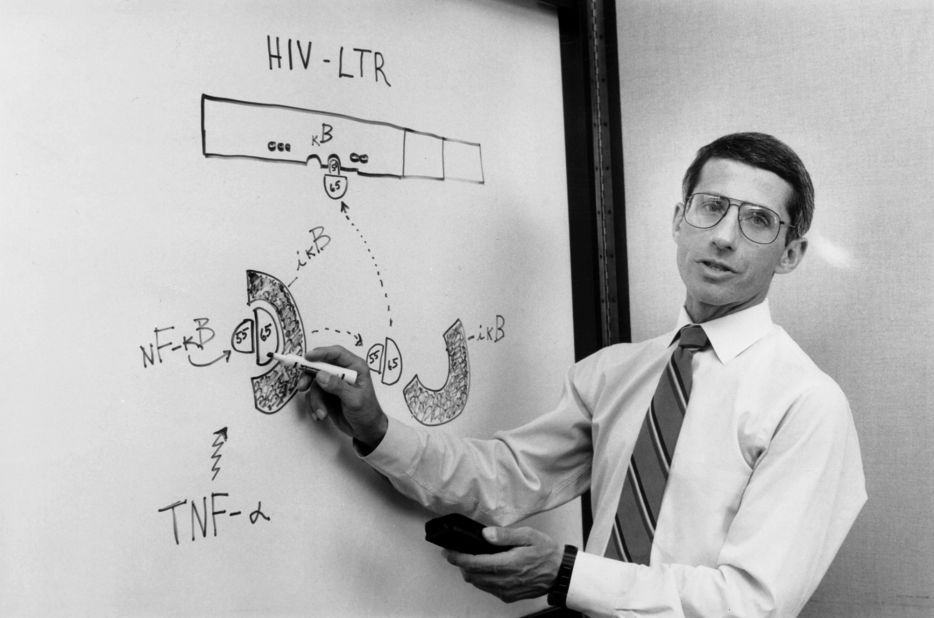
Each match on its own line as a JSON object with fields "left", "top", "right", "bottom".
{"left": 682, "top": 192, "right": 796, "bottom": 245}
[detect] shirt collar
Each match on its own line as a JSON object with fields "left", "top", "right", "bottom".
{"left": 675, "top": 300, "right": 774, "bottom": 364}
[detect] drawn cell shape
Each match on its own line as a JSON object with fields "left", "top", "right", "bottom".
{"left": 245, "top": 270, "right": 306, "bottom": 414}
{"left": 254, "top": 306, "right": 280, "bottom": 364}
{"left": 231, "top": 318, "right": 254, "bottom": 354}
{"left": 367, "top": 337, "right": 403, "bottom": 386}
{"left": 403, "top": 320, "right": 470, "bottom": 426}
{"left": 323, "top": 155, "right": 348, "bottom": 200}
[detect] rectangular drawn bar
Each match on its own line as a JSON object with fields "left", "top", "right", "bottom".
{"left": 202, "top": 94, "right": 483, "bottom": 183}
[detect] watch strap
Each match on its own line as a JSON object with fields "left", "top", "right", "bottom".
{"left": 547, "top": 544, "right": 578, "bottom": 608}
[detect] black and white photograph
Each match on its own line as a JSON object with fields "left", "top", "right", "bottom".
{"left": 1, "top": 1, "right": 929, "bottom": 616}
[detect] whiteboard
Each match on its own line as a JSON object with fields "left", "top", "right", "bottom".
{"left": 0, "top": 1, "right": 583, "bottom": 616}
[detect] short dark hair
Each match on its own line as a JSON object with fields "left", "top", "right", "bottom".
{"left": 681, "top": 132, "right": 814, "bottom": 243}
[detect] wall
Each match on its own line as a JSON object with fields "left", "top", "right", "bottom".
{"left": 0, "top": 1, "right": 582, "bottom": 615}
{"left": 616, "top": 0, "right": 933, "bottom": 615}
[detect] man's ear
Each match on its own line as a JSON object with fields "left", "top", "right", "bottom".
{"left": 776, "top": 236, "right": 808, "bottom": 274}
{"left": 672, "top": 202, "right": 686, "bottom": 239}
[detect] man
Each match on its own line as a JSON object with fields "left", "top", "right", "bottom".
{"left": 299, "top": 133, "right": 866, "bottom": 617}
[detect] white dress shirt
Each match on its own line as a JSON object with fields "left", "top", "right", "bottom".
{"left": 364, "top": 301, "right": 866, "bottom": 617}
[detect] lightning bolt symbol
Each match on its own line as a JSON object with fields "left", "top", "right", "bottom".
{"left": 211, "top": 427, "right": 228, "bottom": 481}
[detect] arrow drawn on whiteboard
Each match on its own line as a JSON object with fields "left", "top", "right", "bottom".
{"left": 188, "top": 350, "right": 232, "bottom": 367}
{"left": 211, "top": 427, "right": 228, "bottom": 481}
{"left": 308, "top": 327, "right": 364, "bottom": 347}
{"left": 341, "top": 201, "right": 394, "bottom": 328}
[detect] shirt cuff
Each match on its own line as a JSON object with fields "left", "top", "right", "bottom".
{"left": 358, "top": 415, "right": 424, "bottom": 477}
{"left": 566, "top": 551, "right": 683, "bottom": 617}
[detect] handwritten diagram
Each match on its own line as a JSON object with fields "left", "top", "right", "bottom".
{"left": 201, "top": 94, "right": 490, "bottom": 424}
{"left": 202, "top": 94, "right": 485, "bottom": 200}
{"left": 142, "top": 74, "right": 523, "bottom": 557}
{"left": 142, "top": 95, "right": 504, "bottom": 425}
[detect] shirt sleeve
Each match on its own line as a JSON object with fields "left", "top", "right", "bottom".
{"left": 362, "top": 367, "right": 595, "bottom": 525}
{"left": 566, "top": 379, "right": 866, "bottom": 618}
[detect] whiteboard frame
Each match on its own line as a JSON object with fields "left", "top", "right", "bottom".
{"left": 543, "top": 0, "right": 624, "bottom": 356}
{"left": 543, "top": 0, "right": 626, "bottom": 543}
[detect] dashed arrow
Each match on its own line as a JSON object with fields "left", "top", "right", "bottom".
{"left": 340, "top": 201, "right": 394, "bottom": 328}
{"left": 309, "top": 327, "right": 364, "bottom": 347}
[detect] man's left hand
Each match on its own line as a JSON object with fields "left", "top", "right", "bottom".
{"left": 442, "top": 526, "right": 563, "bottom": 603}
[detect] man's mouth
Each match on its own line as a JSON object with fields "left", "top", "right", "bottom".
{"left": 699, "top": 259, "right": 735, "bottom": 273}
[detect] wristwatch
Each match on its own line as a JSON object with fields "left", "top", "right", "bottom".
{"left": 547, "top": 544, "right": 578, "bottom": 608}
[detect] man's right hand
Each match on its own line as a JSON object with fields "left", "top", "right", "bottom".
{"left": 297, "top": 345, "right": 388, "bottom": 452}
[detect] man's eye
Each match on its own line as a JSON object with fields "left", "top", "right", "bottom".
{"left": 699, "top": 198, "right": 725, "bottom": 213}
{"left": 743, "top": 209, "right": 774, "bottom": 228}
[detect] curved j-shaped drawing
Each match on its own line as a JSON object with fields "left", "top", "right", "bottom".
{"left": 246, "top": 270, "right": 306, "bottom": 414}
{"left": 403, "top": 319, "right": 470, "bottom": 426}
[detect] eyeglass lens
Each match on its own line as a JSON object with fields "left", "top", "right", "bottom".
{"left": 686, "top": 194, "right": 781, "bottom": 244}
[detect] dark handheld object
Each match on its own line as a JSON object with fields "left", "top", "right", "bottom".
{"left": 424, "top": 513, "right": 510, "bottom": 554}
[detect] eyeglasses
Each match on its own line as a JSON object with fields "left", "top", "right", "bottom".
{"left": 683, "top": 193, "right": 793, "bottom": 245}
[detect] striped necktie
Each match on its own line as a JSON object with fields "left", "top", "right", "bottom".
{"left": 606, "top": 324, "right": 709, "bottom": 564}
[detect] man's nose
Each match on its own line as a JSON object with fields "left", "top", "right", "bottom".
{"left": 711, "top": 204, "right": 741, "bottom": 248}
